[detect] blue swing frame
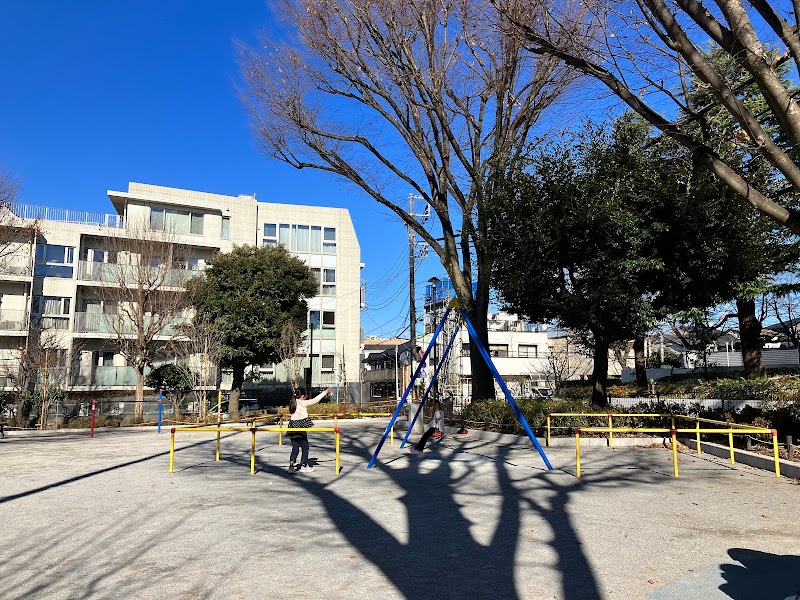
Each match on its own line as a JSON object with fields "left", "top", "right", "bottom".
{"left": 367, "top": 301, "right": 553, "bottom": 470}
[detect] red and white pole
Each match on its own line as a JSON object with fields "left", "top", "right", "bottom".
{"left": 90, "top": 399, "right": 97, "bottom": 438}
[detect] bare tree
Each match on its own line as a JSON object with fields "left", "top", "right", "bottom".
{"left": 0, "top": 167, "right": 39, "bottom": 276}
{"left": 543, "top": 334, "right": 584, "bottom": 396}
{"left": 277, "top": 321, "right": 304, "bottom": 395}
{"left": 507, "top": 0, "right": 800, "bottom": 234}
{"left": 10, "top": 324, "right": 67, "bottom": 428}
{"left": 173, "top": 314, "right": 225, "bottom": 421}
{"left": 83, "top": 224, "right": 191, "bottom": 420}
{"left": 240, "top": 0, "right": 584, "bottom": 400}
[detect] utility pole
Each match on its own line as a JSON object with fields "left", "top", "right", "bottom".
{"left": 407, "top": 194, "right": 428, "bottom": 398}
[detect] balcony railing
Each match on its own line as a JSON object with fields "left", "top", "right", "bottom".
{"left": 76, "top": 261, "right": 205, "bottom": 287}
{"left": 12, "top": 203, "right": 124, "bottom": 228}
{"left": 74, "top": 312, "right": 189, "bottom": 337}
{"left": 0, "top": 262, "right": 32, "bottom": 277}
{"left": 0, "top": 310, "right": 28, "bottom": 331}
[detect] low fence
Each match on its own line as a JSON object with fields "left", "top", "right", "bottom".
{"left": 168, "top": 424, "right": 342, "bottom": 475}
{"left": 547, "top": 412, "right": 782, "bottom": 478}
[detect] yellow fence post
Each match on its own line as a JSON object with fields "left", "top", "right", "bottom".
{"left": 695, "top": 418, "right": 702, "bottom": 455}
{"left": 575, "top": 429, "right": 581, "bottom": 477}
{"left": 169, "top": 428, "right": 175, "bottom": 473}
{"left": 547, "top": 414, "right": 551, "bottom": 447}
{"left": 772, "top": 429, "right": 781, "bottom": 478}
{"left": 671, "top": 428, "right": 679, "bottom": 478}
{"left": 728, "top": 424, "right": 736, "bottom": 464}
{"left": 608, "top": 413, "right": 614, "bottom": 448}
{"left": 335, "top": 428, "right": 341, "bottom": 474}
{"left": 216, "top": 423, "right": 221, "bottom": 461}
{"left": 278, "top": 416, "right": 283, "bottom": 446}
{"left": 390, "top": 424, "right": 394, "bottom": 446}
{"left": 250, "top": 427, "right": 256, "bottom": 475}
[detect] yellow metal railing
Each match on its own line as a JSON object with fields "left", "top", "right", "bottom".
{"left": 169, "top": 425, "right": 341, "bottom": 475}
{"left": 547, "top": 412, "right": 781, "bottom": 478}
{"left": 274, "top": 412, "right": 394, "bottom": 447}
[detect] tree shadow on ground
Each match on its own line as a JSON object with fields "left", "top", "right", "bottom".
{"left": 255, "top": 430, "right": 665, "bottom": 600}
{"left": 719, "top": 548, "right": 800, "bottom": 599}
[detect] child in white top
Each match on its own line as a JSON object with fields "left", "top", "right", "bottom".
{"left": 288, "top": 387, "right": 330, "bottom": 472}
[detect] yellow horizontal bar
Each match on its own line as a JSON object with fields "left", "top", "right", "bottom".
{"left": 549, "top": 413, "right": 674, "bottom": 418}
{"left": 690, "top": 417, "right": 764, "bottom": 430}
{"left": 174, "top": 427, "right": 253, "bottom": 432}
{"left": 580, "top": 427, "right": 671, "bottom": 433}
{"left": 262, "top": 427, "right": 337, "bottom": 432}
{"left": 173, "top": 426, "right": 338, "bottom": 433}
{"left": 579, "top": 427, "right": 772, "bottom": 435}
{"left": 550, "top": 413, "right": 766, "bottom": 430}
{"left": 679, "top": 428, "right": 771, "bottom": 434}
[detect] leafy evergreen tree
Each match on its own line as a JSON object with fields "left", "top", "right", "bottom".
{"left": 187, "top": 245, "right": 318, "bottom": 417}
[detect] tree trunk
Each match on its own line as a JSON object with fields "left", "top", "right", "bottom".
{"left": 634, "top": 337, "right": 647, "bottom": 387}
{"left": 465, "top": 299, "right": 495, "bottom": 401}
{"left": 14, "top": 396, "right": 30, "bottom": 428}
{"left": 736, "top": 297, "right": 766, "bottom": 379}
{"left": 229, "top": 364, "right": 245, "bottom": 419}
{"left": 134, "top": 367, "right": 145, "bottom": 421}
{"left": 591, "top": 338, "right": 609, "bottom": 406}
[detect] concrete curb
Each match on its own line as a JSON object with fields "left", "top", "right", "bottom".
{"left": 679, "top": 437, "right": 800, "bottom": 480}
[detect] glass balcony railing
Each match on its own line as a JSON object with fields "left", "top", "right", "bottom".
{"left": 0, "top": 262, "right": 32, "bottom": 276}
{"left": 0, "top": 310, "right": 28, "bottom": 331}
{"left": 74, "top": 312, "right": 189, "bottom": 336}
{"left": 76, "top": 261, "right": 205, "bottom": 287}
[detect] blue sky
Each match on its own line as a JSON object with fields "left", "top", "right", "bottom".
{"left": 0, "top": 0, "right": 445, "bottom": 338}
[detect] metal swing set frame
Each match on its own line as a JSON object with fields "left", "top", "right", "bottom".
{"left": 367, "top": 299, "right": 553, "bottom": 470}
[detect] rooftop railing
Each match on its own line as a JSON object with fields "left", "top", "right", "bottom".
{"left": 12, "top": 203, "right": 124, "bottom": 229}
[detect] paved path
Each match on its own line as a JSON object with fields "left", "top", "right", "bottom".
{"left": 1, "top": 420, "right": 798, "bottom": 599}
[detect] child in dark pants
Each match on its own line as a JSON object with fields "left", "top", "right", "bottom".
{"left": 288, "top": 387, "right": 330, "bottom": 472}
{"left": 406, "top": 399, "right": 445, "bottom": 455}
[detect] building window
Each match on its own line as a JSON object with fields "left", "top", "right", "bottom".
{"left": 310, "top": 310, "right": 336, "bottom": 339}
{"left": 34, "top": 244, "right": 75, "bottom": 278}
{"left": 322, "top": 269, "right": 336, "bottom": 296}
{"left": 151, "top": 207, "right": 204, "bottom": 235}
{"left": 190, "top": 213, "right": 204, "bottom": 235}
{"left": 150, "top": 207, "right": 165, "bottom": 231}
{"left": 321, "top": 355, "right": 335, "bottom": 371}
{"left": 293, "top": 225, "right": 310, "bottom": 252}
{"left": 310, "top": 226, "right": 322, "bottom": 253}
{"left": 323, "top": 228, "right": 337, "bottom": 253}
{"left": 263, "top": 223, "right": 277, "bottom": 246}
{"left": 279, "top": 224, "right": 290, "bottom": 246}
{"left": 33, "top": 296, "right": 71, "bottom": 315}
{"left": 518, "top": 345, "right": 538, "bottom": 358}
{"left": 489, "top": 344, "right": 508, "bottom": 357}
{"left": 32, "top": 296, "right": 71, "bottom": 329}
{"left": 221, "top": 217, "right": 231, "bottom": 240}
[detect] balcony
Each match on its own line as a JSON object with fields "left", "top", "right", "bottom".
{"left": 0, "top": 262, "right": 32, "bottom": 277}
{"left": 73, "top": 312, "right": 189, "bottom": 337}
{"left": 76, "top": 261, "right": 205, "bottom": 287}
{"left": 0, "top": 310, "right": 28, "bottom": 331}
{"left": 12, "top": 203, "right": 124, "bottom": 228}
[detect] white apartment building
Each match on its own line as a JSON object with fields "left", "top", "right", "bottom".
{"left": 0, "top": 182, "right": 361, "bottom": 400}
